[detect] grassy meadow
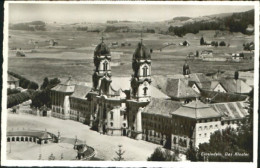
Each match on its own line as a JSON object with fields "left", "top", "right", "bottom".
{"left": 7, "top": 29, "right": 254, "bottom": 85}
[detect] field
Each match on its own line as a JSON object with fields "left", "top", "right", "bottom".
{"left": 7, "top": 29, "right": 254, "bottom": 85}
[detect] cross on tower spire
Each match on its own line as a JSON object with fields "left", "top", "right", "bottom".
{"left": 140, "top": 28, "right": 143, "bottom": 44}
{"left": 101, "top": 32, "right": 104, "bottom": 43}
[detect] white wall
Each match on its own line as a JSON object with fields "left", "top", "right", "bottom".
{"left": 192, "top": 84, "right": 200, "bottom": 94}
{"left": 213, "top": 84, "right": 226, "bottom": 93}
{"left": 195, "top": 120, "right": 221, "bottom": 147}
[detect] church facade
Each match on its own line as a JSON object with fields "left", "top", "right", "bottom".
{"left": 49, "top": 36, "right": 249, "bottom": 152}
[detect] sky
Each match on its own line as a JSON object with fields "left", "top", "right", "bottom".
{"left": 8, "top": 3, "right": 254, "bottom": 23}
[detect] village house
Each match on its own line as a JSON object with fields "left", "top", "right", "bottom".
{"left": 200, "top": 50, "right": 213, "bottom": 59}
{"left": 7, "top": 74, "right": 19, "bottom": 89}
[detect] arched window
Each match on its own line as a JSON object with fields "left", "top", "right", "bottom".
{"left": 143, "top": 87, "right": 148, "bottom": 96}
{"left": 142, "top": 66, "right": 148, "bottom": 77}
{"left": 110, "top": 112, "right": 113, "bottom": 120}
{"left": 103, "top": 61, "right": 108, "bottom": 71}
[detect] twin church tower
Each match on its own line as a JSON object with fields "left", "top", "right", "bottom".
{"left": 92, "top": 35, "right": 152, "bottom": 102}
{"left": 89, "top": 34, "right": 152, "bottom": 139}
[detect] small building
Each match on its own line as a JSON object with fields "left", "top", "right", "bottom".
{"left": 179, "top": 40, "right": 190, "bottom": 46}
{"left": 39, "top": 105, "right": 52, "bottom": 117}
{"left": 231, "top": 53, "right": 244, "bottom": 62}
{"left": 246, "top": 24, "right": 254, "bottom": 34}
{"left": 16, "top": 51, "right": 25, "bottom": 57}
{"left": 7, "top": 74, "right": 19, "bottom": 89}
{"left": 49, "top": 39, "right": 58, "bottom": 46}
{"left": 187, "top": 52, "right": 195, "bottom": 59}
{"left": 200, "top": 50, "right": 213, "bottom": 59}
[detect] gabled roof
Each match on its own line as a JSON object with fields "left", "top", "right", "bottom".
{"left": 188, "top": 73, "right": 211, "bottom": 86}
{"left": 210, "top": 102, "right": 248, "bottom": 121}
{"left": 219, "top": 78, "right": 252, "bottom": 94}
{"left": 200, "top": 90, "right": 248, "bottom": 103}
{"left": 171, "top": 100, "right": 222, "bottom": 119}
{"left": 51, "top": 77, "right": 75, "bottom": 93}
{"left": 166, "top": 78, "right": 199, "bottom": 99}
{"left": 70, "top": 85, "right": 92, "bottom": 99}
{"left": 8, "top": 74, "right": 19, "bottom": 82}
{"left": 143, "top": 98, "right": 181, "bottom": 117}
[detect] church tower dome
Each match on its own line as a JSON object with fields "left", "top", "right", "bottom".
{"left": 133, "top": 42, "right": 151, "bottom": 60}
{"left": 92, "top": 35, "right": 112, "bottom": 91}
{"left": 94, "top": 41, "right": 111, "bottom": 57}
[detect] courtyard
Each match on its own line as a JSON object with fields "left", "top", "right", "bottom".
{"left": 6, "top": 112, "right": 162, "bottom": 161}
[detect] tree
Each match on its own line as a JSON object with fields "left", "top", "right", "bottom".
{"left": 147, "top": 147, "right": 179, "bottom": 161}
{"left": 219, "top": 41, "right": 226, "bottom": 46}
{"left": 48, "top": 153, "right": 55, "bottom": 160}
{"left": 7, "top": 88, "right": 20, "bottom": 95}
{"left": 114, "top": 145, "right": 125, "bottom": 161}
{"left": 196, "top": 50, "right": 199, "bottom": 57}
{"left": 200, "top": 37, "right": 204, "bottom": 45}
{"left": 234, "top": 71, "right": 239, "bottom": 80}
{"left": 28, "top": 82, "right": 39, "bottom": 90}
{"left": 41, "top": 77, "right": 49, "bottom": 90}
{"left": 186, "top": 141, "right": 198, "bottom": 161}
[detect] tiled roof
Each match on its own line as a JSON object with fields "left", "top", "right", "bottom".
{"left": 143, "top": 98, "right": 181, "bottom": 117}
{"left": 210, "top": 102, "right": 248, "bottom": 121}
{"left": 51, "top": 77, "right": 75, "bottom": 93}
{"left": 187, "top": 73, "right": 212, "bottom": 89}
{"left": 219, "top": 78, "right": 252, "bottom": 94}
{"left": 8, "top": 74, "right": 19, "bottom": 82}
{"left": 200, "top": 90, "right": 248, "bottom": 103}
{"left": 111, "top": 76, "right": 169, "bottom": 99}
{"left": 166, "top": 78, "right": 199, "bottom": 99}
{"left": 171, "top": 101, "right": 222, "bottom": 119}
{"left": 70, "top": 85, "right": 92, "bottom": 99}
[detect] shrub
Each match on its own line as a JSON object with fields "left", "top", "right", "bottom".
{"left": 147, "top": 147, "right": 179, "bottom": 161}
{"left": 219, "top": 41, "right": 226, "bottom": 46}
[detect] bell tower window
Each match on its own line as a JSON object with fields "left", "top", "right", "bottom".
{"left": 142, "top": 66, "right": 148, "bottom": 77}
{"left": 103, "top": 61, "right": 108, "bottom": 71}
{"left": 143, "top": 87, "right": 148, "bottom": 96}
